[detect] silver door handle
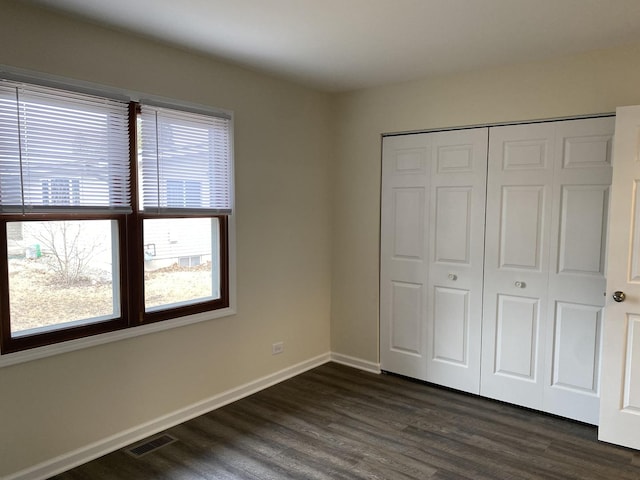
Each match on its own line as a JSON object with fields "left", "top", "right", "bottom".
{"left": 613, "top": 291, "right": 626, "bottom": 302}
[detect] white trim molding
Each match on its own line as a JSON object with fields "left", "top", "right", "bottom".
{"left": 5, "top": 353, "right": 331, "bottom": 480}
{"left": 331, "top": 352, "right": 381, "bottom": 374}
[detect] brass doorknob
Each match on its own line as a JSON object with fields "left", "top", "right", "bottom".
{"left": 613, "top": 291, "right": 626, "bottom": 303}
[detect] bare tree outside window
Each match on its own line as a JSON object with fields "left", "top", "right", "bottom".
{"left": 25, "top": 221, "right": 107, "bottom": 286}
{"left": 8, "top": 219, "right": 117, "bottom": 334}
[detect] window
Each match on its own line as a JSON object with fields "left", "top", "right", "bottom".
{"left": 0, "top": 78, "right": 233, "bottom": 354}
{"left": 137, "top": 105, "right": 231, "bottom": 321}
{"left": 8, "top": 219, "right": 121, "bottom": 336}
{"left": 142, "top": 218, "right": 221, "bottom": 312}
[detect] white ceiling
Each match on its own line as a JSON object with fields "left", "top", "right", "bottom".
{"left": 27, "top": 0, "right": 640, "bottom": 92}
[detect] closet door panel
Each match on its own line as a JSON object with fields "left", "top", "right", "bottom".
{"left": 557, "top": 185, "right": 608, "bottom": 276}
{"left": 543, "top": 117, "right": 613, "bottom": 424}
{"left": 495, "top": 294, "right": 540, "bottom": 381}
{"left": 551, "top": 302, "right": 601, "bottom": 392}
{"left": 433, "top": 286, "right": 469, "bottom": 365}
{"left": 380, "top": 134, "right": 431, "bottom": 380}
{"left": 426, "top": 128, "right": 487, "bottom": 394}
{"left": 389, "top": 281, "right": 423, "bottom": 355}
{"left": 434, "top": 186, "right": 472, "bottom": 264}
{"left": 392, "top": 187, "right": 426, "bottom": 259}
{"left": 499, "top": 185, "right": 545, "bottom": 270}
{"left": 481, "top": 123, "right": 556, "bottom": 410}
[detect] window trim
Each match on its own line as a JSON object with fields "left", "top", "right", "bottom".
{"left": 0, "top": 66, "right": 236, "bottom": 366}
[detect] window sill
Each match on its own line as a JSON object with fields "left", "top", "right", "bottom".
{"left": 0, "top": 306, "right": 236, "bottom": 368}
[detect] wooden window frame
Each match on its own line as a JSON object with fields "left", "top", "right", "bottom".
{"left": 0, "top": 94, "right": 232, "bottom": 355}
{"left": 136, "top": 213, "right": 229, "bottom": 325}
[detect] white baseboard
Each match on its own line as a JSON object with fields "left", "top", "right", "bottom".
{"left": 6, "top": 352, "right": 331, "bottom": 480}
{"left": 330, "top": 352, "right": 381, "bottom": 374}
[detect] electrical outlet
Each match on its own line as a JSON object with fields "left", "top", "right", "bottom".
{"left": 272, "top": 341, "right": 284, "bottom": 355}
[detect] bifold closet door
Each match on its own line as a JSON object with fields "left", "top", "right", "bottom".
{"left": 481, "top": 122, "right": 556, "bottom": 411}
{"left": 380, "top": 134, "right": 431, "bottom": 381}
{"left": 481, "top": 117, "right": 613, "bottom": 424}
{"left": 380, "top": 128, "right": 487, "bottom": 394}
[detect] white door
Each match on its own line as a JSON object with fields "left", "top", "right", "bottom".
{"left": 380, "top": 128, "right": 487, "bottom": 393}
{"left": 481, "top": 117, "right": 613, "bottom": 423}
{"left": 543, "top": 118, "right": 613, "bottom": 424}
{"left": 599, "top": 106, "right": 640, "bottom": 448}
{"left": 380, "top": 134, "right": 432, "bottom": 380}
{"left": 481, "top": 122, "right": 556, "bottom": 410}
{"left": 424, "top": 129, "right": 487, "bottom": 393}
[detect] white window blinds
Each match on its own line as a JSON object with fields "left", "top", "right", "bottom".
{"left": 0, "top": 80, "right": 131, "bottom": 214}
{"left": 138, "top": 105, "right": 232, "bottom": 214}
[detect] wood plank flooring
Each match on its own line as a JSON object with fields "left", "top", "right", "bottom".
{"left": 51, "top": 362, "right": 640, "bottom": 479}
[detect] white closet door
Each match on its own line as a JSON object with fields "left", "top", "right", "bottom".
{"left": 380, "top": 128, "right": 487, "bottom": 393}
{"left": 482, "top": 117, "right": 613, "bottom": 423}
{"left": 380, "top": 134, "right": 431, "bottom": 380}
{"left": 425, "top": 129, "right": 487, "bottom": 393}
{"left": 481, "top": 123, "right": 556, "bottom": 410}
{"left": 543, "top": 117, "right": 613, "bottom": 424}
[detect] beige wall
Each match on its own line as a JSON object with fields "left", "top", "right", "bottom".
{"left": 0, "top": 2, "right": 332, "bottom": 476}
{"left": 5, "top": 0, "right": 640, "bottom": 477}
{"left": 330, "top": 42, "right": 640, "bottom": 363}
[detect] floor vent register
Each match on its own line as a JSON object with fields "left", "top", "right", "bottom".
{"left": 125, "top": 434, "right": 178, "bottom": 458}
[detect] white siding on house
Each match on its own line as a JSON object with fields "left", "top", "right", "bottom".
{"left": 143, "top": 217, "right": 216, "bottom": 270}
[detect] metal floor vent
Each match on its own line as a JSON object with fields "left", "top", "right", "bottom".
{"left": 125, "top": 434, "right": 178, "bottom": 458}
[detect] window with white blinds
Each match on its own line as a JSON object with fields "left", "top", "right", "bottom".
{"left": 0, "top": 80, "right": 131, "bottom": 214}
{"left": 0, "top": 74, "right": 234, "bottom": 356}
{"left": 138, "top": 105, "right": 232, "bottom": 214}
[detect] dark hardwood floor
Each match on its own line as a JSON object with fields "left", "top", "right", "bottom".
{"left": 51, "top": 362, "right": 640, "bottom": 479}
